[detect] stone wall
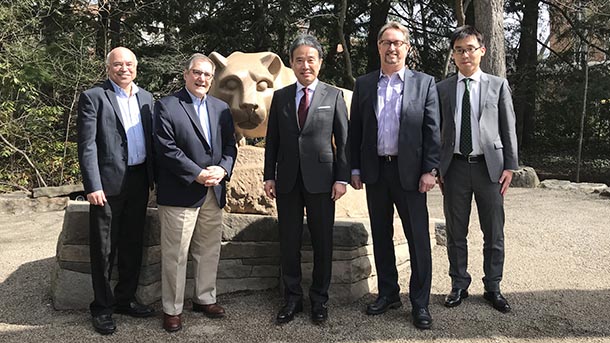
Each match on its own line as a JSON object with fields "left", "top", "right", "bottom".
{"left": 51, "top": 201, "right": 411, "bottom": 310}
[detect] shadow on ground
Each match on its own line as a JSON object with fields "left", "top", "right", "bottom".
{"left": 1, "top": 256, "right": 610, "bottom": 343}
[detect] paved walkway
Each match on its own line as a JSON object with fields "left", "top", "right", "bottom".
{"left": 1, "top": 187, "right": 609, "bottom": 342}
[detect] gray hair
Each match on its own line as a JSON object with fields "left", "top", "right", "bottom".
{"left": 289, "top": 34, "right": 324, "bottom": 60}
{"left": 184, "top": 53, "right": 216, "bottom": 73}
{"left": 377, "top": 21, "right": 410, "bottom": 42}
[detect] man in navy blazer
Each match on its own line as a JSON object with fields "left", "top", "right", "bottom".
{"left": 77, "top": 47, "right": 155, "bottom": 335}
{"left": 349, "top": 22, "right": 440, "bottom": 330}
{"left": 437, "top": 25, "right": 518, "bottom": 313}
{"left": 154, "top": 53, "right": 237, "bottom": 332}
{"left": 264, "top": 34, "right": 349, "bottom": 324}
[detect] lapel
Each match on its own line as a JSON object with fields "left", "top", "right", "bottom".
{"left": 134, "top": 91, "right": 151, "bottom": 136}
{"left": 446, "top": 75, "right": 458, "bottom": 133}
{"left": 177, "top": 88, "right": 211, "bottom": 150}
{"left": 103, "top": 80, "right": 125, "bottom": 130}
{"left": 285, "top": 83, "right": 299, "bottom": 130}
{"left": 400, "top": 69, "right": 415, "bottom": 119}
{"left": 478, "top": 72, "right": 490, "bottom": 120}
{"left": 302, "top": 82, "right": 327, "bottom": 131}
{"left": 361, "top": 72, "right": 379, "bottom": 127}
{"left": 448, "top": 75, "right": 458, "bottom": 118}
{"left": 206, "top": 95, "right": 220, "bottom": 148}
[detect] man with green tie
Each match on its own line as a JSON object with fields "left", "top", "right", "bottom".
{"left": 436, "top": 25, "right": 518, "bottom": 314}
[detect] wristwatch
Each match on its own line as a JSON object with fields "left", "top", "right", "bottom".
{"left": 429, "top": 168, "right": 438, "bottom": 177}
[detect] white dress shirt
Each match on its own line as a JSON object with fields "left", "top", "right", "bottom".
{"left": 454, "top": 69, "right": 483, "bottom": 156}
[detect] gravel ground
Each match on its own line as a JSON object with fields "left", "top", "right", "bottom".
{"left": 1, "top": 187, "right": 609, "bottom": 343}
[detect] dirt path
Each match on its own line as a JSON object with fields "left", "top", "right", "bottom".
{"left": 1, "top": 187, "right": 609, "bottom": 343}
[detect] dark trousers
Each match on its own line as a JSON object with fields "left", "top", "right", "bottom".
{"left": 89, "top": 164, "right": 149, "bottom": 316}
{"left": 365, "top": 158, "right": 432, "bottom": 309}
{"left": 276, "top": 171, "right": 335, "bottom": 305}
{"left": 443, "top": 158, "right": 505, "bottom": 292}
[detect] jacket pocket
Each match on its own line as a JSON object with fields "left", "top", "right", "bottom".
{"left": 319, "top": 152, "right": 334, "bottom": 162}
{"left": 493, "top": 139, "right": 503, "bottom": 149}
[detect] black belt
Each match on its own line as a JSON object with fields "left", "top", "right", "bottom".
{"left": 379, "top": 155, "right": 398, "bottom": 162}
{"left": 453, "top": 154, "right": 484, "bottom": 163}
{"left": 127, "top": 162, "right": 146, "bottom": 171}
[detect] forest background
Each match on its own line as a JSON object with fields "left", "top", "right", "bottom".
{"left": 1, "top": 0, "right": 609, "bottom": 192}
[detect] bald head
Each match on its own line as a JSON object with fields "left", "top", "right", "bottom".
{"left": 106, "top": 47, "right": 138, "bottom": 91}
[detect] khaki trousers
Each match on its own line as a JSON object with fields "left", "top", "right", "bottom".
{"left": 159, "top": 188, "right": 223, "bottom": 315}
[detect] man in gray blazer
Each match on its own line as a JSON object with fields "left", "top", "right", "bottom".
{"left": 77, "top": 47, "right": 155, "bottom": 335}
{"left": 154, "top": 54, "right": 237, "bottom": 332}
{"left": 264, "top": 34, "right": 349, "bottom": 325}
{"left": 349, "top": 21, "right": 440, "bottom": 330}
{"left": 437, "top": 25, "right": 518, "bottom": 313}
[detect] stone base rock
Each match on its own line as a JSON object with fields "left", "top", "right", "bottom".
{"left": 433, "top": 219, "right": 447, "bottom": 247}
{"left": 511, "top": 166, "right": 540, "bottom": 188}
{"left": 51, "top": 201, "right": 410, "bottom": 309}
{"left": 540, "top": 179, "right": 608, "bottom": 193}
{"left": 32, "top": 184, "right": 84, "bottom": 198}
{"left": 0, "top": 191, "right": 69, "bottom": 215}
{"left": 225, "top": 146, "right": 369, "bottom": 218}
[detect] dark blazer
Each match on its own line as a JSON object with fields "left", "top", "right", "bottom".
{"left": 263, "top": 82, "right": 349, "bottom": 194}
{"left": 349, "top": 69, "right": 441, "bottom": 190}
{"left": 77, "top": 80, "right": 154, "bottom": 196}
{"left": 436, "top": 73, "right": 519, "bottom": 182}
{"left": 154, "top": 88, "right": 237, "bottom": 208}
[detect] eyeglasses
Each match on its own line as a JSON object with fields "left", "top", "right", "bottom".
{"left": 452, "top": 46, "right": 482, "bottom": 55}
{"left": 191, "top": 69, "right": 214, "bottom": 80}
{"left": 379, "top": 40, "right": 406, "bottom": 48}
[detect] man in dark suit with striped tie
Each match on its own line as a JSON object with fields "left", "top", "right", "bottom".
{"left": 264, "top": 34, "right": 349, "bottom": 325}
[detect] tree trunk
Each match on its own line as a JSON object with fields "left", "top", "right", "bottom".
{"left": 109, "top": 0, "right": 121, "bottom": 49}
{"left": 338, "top": 0, "right": 355, "bottom": 89}
{"left": 474, "top": 0, "right": 506, "bottom": 77}
{"left": 366, "top": 0, "right": 391, "bottom": 73}
{"left": 514, "top": 0, "right": 539, "bottom": 150}
{"left": 96, "top": 0, "right": 110, "bottom": 58}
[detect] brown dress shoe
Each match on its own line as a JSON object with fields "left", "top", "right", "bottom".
{"left": 163, "top": 313, "right": 182, "bottom": 332}
{"left": 192, "top": 302, "right": 225, "bottom": 318}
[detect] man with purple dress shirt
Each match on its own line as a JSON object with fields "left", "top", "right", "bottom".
{"left": 348, "top": 21, "right": 441, "bottom": 330}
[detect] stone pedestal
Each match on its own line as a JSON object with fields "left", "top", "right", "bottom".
{"left": 51, "top": 201, "right": 413, "bottom": 309}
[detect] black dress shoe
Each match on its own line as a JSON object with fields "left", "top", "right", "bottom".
{"left": 276, "top": 301, "right": 303, "bottom": 324}
{"left": 366, "top": 296, "right": 402, "bottom": 315}
{"left": 412, "top": 307, "right": 432, "bottom": 330}
{"left": 92, "top": 314, "right": 116, "bottom": 335}
{"left": 483, "top": 291, "right": 511, "bottom": 313}
{"left": 444, "top": 288, "right": 469, "bottom": 307}
{"left": 115, "top": 301, "right": 156, "bottom": 318}
{"left": 311, "top": 302, "right": 328, "bottom": 324}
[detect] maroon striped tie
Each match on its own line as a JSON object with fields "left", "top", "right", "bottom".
{"left": 298, "top": 87, "right": 309, "bottom": 129}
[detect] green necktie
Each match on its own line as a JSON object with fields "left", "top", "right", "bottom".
{"left": 460, "top": 78, "right": 472, "bottom": 156}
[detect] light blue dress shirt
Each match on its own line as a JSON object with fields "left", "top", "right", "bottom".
{"left": 186, "top": 89, "right": 212, "bottom": 149}
{"left": 110, "top": 80, "right": 146, "bottom": 166}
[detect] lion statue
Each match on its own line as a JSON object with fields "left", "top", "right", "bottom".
{"left": 209, "top": 51, "right": 352, "bottom": 141}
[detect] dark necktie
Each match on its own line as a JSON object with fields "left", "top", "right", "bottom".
{"left": 460, "top": 78, "right": 472, "bottom": 156}
{"left": 298, "top": 87, "right": 309, "bottom": 129}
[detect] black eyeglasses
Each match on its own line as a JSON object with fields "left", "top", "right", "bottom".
{"left": 452, "top": 47, "right": 482, "bottom": 55}
{"left": 379, "top": 40, "right": 406, "bottom": 48}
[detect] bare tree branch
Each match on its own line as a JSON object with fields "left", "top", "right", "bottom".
{"left": 540, "top": 0, "right": 610, "bottom": 56}
{"left": 0, "top": 131, "right": 47, "bottom": 188}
